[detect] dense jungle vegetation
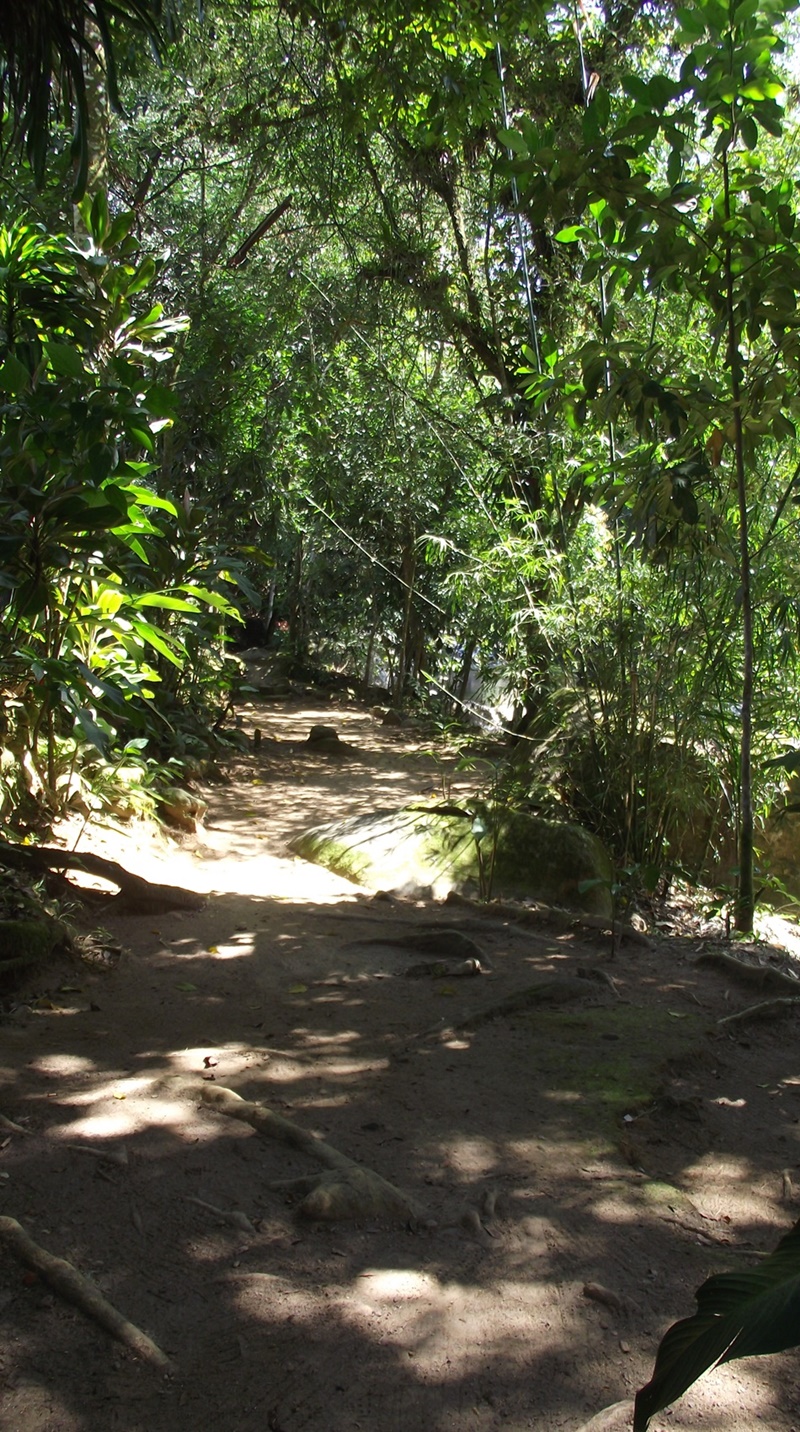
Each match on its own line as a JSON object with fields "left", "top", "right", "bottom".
{"left": 3, "top": 0, "right": 800, "bottom": 931}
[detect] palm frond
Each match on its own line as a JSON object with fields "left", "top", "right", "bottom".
{"left": 0, "top": 0, "right": 163, "bottom": 195}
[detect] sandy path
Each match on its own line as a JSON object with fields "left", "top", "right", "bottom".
{"left": 1, "top": 695, "right": 798, "bottom": 1432}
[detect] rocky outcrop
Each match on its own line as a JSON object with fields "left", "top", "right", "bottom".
{"left": 289, "top": 804, "right": 614, "bottom": 915}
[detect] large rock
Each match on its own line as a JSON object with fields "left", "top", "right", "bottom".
{"left": 289, "top": 805, "right": 613, "bottom": 915}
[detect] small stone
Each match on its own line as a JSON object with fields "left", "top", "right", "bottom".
{"left": 307, "top": 724, "right": 339, "bottom": 743}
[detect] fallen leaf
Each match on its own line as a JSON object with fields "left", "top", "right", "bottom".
{"left": 176, "top": 982, "right": 198, "bottom": 993}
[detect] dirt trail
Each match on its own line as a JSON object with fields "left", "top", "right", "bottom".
{"left": 1, "top": 693, "right": 800, "bottom": 1432}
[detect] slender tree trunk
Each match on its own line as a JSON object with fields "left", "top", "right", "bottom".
{"left": 393, "top": 541, "right": 416, "bottom": 703}
{"left": 363, "top": 591, "right": 380, "bottom": 689}
{"left": 263, "top": 577, "right": 277, "bottom": 644}
{"left": 455, "top": 636, "right": 477, "bottom": 709}
{"left": 73, "top": 22, "right": 109, "bottom": 230}
{"left": 723, "top": 152, "right": 755, "bottom": 933}
{"left": 288, "top": 536, "right": 307, "bottom": 661}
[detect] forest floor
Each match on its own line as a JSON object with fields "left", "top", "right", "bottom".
{"left": 2, "top": 673, "right": 800, "bottom": 1432}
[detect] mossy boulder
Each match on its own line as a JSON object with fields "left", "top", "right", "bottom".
{"left": 289, "top": 805, "right": 614, "bottom": 915}
{"left": 0, "top": 916, "right": 70, "bottom": 987}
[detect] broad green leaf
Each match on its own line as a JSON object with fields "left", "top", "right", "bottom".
{"left": 105, "top": 212, "right": 135, "bottom": 249}
{"left": 675, "top": 6, "right": 707, "bottom": 36}
{"left": 90, "top": 191, "right": 110, "bottom": 242}
{"left": 74, "top": 708, "right": 109, "bottom": 754}
{"left": 740, "top": 114, "right": 759, "bottom": 149}
{"left": 497, "top": 127, "right": 528, "bottom": 156}
{"left": 634, "top": 1220, "right": 800, "bottom": 1431}
{"left": 134, "top": 593, "right": 199, "bottom": 611}
{"left": 555, "top": 225, "right": 593, "bottom": 244}
{"left": 0, "top": 353, "right": 31, "bottom": 393}
{"left": 45, "top": 342, "right": 85, "bottom": 378}
{"left": 13, "top": 577, "right": 48, "bottom": 616}
{"left": 179, "top": 585, "right": 238, "bottom": 613}
{"left": 124, "top": 488, "right": 178, "bottom": 516}
{"left": 752, "top": 101, "right": 784, "bottom": 136}
{"left": 238, "top": 545, "right": 276, "bottom": 568}
{"left": 622, "top": 75, "right": 650, "bottom": 105}
{"left": 142, "top": 384, "right": 177, "bottom": 418}
{"left": 125, "top": 257, "right": 157, "bottom": 294}
{"left": 129, "top": 618, "right": 185, "bottom": 667}
{"left": 764, "top": 749, "right": 800, "bottom": 774}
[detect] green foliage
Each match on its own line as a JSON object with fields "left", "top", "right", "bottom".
{"left": 0, "top": 203, "right": 244, "bottom": 829}
{"left": 0, "top": 0, "right": 163, "bottom": 196}
{"left": 2, "top": 0, "right": 800, "bottom": 910}
{"left": 635, "top": 1218, "right": 800, "bottom": 1430}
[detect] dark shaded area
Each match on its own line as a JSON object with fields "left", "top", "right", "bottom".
{"left": 2, "top": 877, "right": 800, "bottom": 1431}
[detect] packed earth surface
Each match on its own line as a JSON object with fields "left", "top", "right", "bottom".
{"left": 2, "top": 678, "right": 800, "bottom": 1432}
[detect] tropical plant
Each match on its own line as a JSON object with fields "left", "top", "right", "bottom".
{"left": 0, "top": 0, "right": 163, "bottom": 195}
{"left": 635, "top": 1217, "right": 800, "bottom": 1430}
{"left": 513, "top": 0, "right": 800, "bottom": 929}
{"left": 0, "top": 197, "right": 243, "bottom": 827}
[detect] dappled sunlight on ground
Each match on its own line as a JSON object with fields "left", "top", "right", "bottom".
{"left": 4, "top": 697, "right": 800, "bottom": 1430}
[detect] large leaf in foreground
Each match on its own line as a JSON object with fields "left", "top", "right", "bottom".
{"left": 634, "top": 1219, "right": 800, "bottom": 1431}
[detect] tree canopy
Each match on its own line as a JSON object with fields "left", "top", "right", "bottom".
{"left": 2, "top": 0, "right": 800, "bottom": 930}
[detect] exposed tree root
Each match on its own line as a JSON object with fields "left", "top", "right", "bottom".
{"left": 0, "top": 1215, "right": 174, "bottom": 1372}
{"left": 572, "top": 1402, "right": 635, "bottom": 1432}
{"left": 0, "top": 839, "right": 204, "bottom": 914}
{"left": 202, "top": 1085, "right": 431, "bottom": 1227}
{"left": 0, "top": 1113, "right": 29, "bottom": 1135}
{"left": 444, "top": 890, "right": 652, "bottom": 948}
{"left": 696, "top": 949, "right": 800, "bottom": 994}
{"left": 184, "top": 1195, "right": 257, "bottom": 1235}
{"left": 718, "top": 996, "right": 800, "bottom": 1028}
{"left": 583, "top": 1281, "right": 627, "bottom": 1316}
{"left": 408, "top": 974, "right": 600, "bottom": 1047}
{"left": 452, "top": 974, "right": 599, "bottom": 1032}
{"left": 352, "top": 928, "right": 485, "bottom": 960}
{"left": 403, "top": 957, "right": 487, "bottom": 978}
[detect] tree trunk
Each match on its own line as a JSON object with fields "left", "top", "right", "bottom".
{"left": 73, "top": 22, "right": 109, "bottom": 227}
{"left": 454, "top": 636, "right": 477, "bottom": 712}
{"left": 363, "top": 591, "right": 381, "bottom": 689}
{"left": 393, "top": 541, "right": 416, "bottom": 703}
{"left": 723, "top": 152, "right": 755, "bottom": 934}
{"left": 288, "top": 536, "right": 308, "bottom": 661}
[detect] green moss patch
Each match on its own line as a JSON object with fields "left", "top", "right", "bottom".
{"left": 513, "top": 1003, "right": 705, "bottom": 1143}
{"left": 291, "top": 804, "right": 614, "bottom": 912}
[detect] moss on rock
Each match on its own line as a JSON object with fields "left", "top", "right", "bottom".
{"left": 0, "top": 917, "right": 70, "bottom": 986}
{"left": 290, "top": 804, "right": 614, "bottom": 915}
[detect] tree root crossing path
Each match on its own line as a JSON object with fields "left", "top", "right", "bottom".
{"left": 2, "top": 693, "right": 800, "bottom": 1432}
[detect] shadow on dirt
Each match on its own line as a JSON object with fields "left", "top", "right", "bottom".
{"left": 3, "top": 879, "right": 800, "bottom": 1432}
